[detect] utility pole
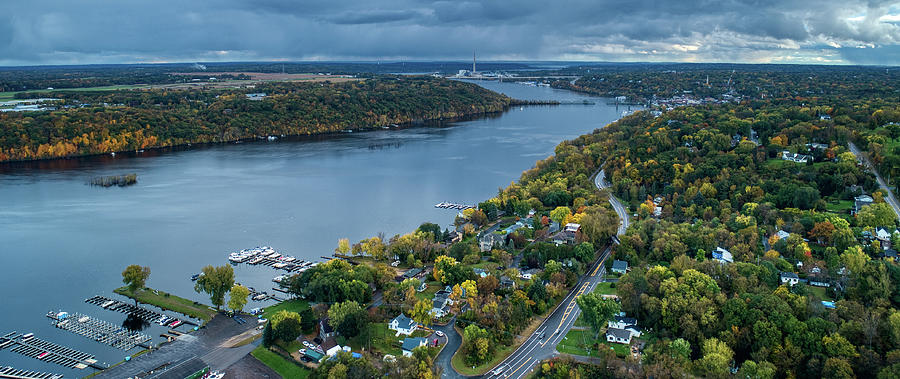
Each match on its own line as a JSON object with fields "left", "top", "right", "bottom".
{"left": 472, "top": 49, "right": 476, "bottom": 74}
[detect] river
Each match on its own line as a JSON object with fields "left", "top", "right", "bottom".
{"left": 0, "top": 80, "right": 638, "bottom": 376}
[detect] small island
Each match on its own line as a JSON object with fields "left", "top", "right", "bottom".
{"left": 90, "top": 173, "right": 137, "bottom": 187}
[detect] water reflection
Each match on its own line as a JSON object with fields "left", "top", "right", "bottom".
{"left": 122, "top": 313, "right": 150, "bottom": 332}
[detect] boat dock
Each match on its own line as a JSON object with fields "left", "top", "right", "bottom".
{"left": 84, "top": 296, "right": 196, "bottom": 327}
{"left": 46, "top": 311, "right": 151, "bottom": 350}
{"left": 0, "top": 366, "right": 63, "bottom": 379}
{"left": 228, "top": 246, "right": 319, "bottom": 273}
{"left": 434, "top": 202, "right": 474, "bottom": 210}
{"left": 0, "top": 332, "right": 102, "bottom": 370}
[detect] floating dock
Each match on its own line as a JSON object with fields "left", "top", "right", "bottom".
{"left": 0, "top": 366, "right": 63, "bottom": 379}
{"left": 228, "top": 246, "right": 319, "bottom": 273}
{"left": 46, "top": 311, "right": 151, "bottom": 350}
{"left": 0, "top": 332, "right": 101, "bottom": 370}
{"left": 434, "top": 202, "right": 474, "bottom": 210}
{"left": 84, "top": 296, "right": 196, "bottom": 327}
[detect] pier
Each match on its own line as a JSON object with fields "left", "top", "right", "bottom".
{"left": 0, "top": 366, "right": 63, "bottom": 379}
{"left": 47, "top": 311, "right": 151, "bottom": 350}
{"left": 434, "top": 202, "right": 474, "bottom": 210}
{"left": 229, "top": 246, "right": 319, "bottom": 273}
{"left": 84, "top": 296, "right": 196, "bottom": 327}
{"left": 0, "top": 332, "right": 102, "bottom": 370}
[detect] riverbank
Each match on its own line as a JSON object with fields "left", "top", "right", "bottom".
{"left": 114, "top": 286, "right": 216, "bottom": 322}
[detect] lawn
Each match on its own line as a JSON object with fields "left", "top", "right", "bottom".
{"left": 451, "top": 335, "right": 515, "bottom": 376}
{"left": 807, "top": 286, "right": 833, "bottom": 301}
{"left": 263, "top": 299, "right": 310, "bottom": 315}
{"left": 336, "top": 322, "right": 407, "bottom": 356}
{"left": 556, "top": 329, "right": 629, "bottom": 358}
{"left": 593, "top": 282, "right": 617, "bottom": 295}
{"left": 114, "top": 287, "right": 216, "bottom": 322}
{"left": 251, "top": 345, "right": 311, "bottom": 378}
{"left": 825, "top": 199, "right": 853, "bottom": 213}
{"left": 415, "top": 283, "right": 442, "bottom": 302}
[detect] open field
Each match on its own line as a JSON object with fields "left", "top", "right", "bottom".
{"left": 556, "top": 329, "right": 630, "bottom": 358}
{"left": 251, "top": 345, "right": 311, "bottom": 378}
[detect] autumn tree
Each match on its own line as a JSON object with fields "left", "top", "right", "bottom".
{"left": 228, "top": 284, "right": 249, "bottom": 313}
{"left": 194, "top": 264, "right": 235, "bottom": 310}
{"left": 576, "top": 291, "right": 621, "bottom": 338}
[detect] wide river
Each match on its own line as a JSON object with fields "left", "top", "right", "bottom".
{"left": 0, "top": 80, "right": 637, "bottom": 376}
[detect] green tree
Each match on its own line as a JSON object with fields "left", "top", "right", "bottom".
{"left": 269, "top": 310, "right": 303, "bottom": 342}
{"left": 228, "top": 284, "right": 249, "bottom": 313}
{"left": 327, "top": 300, "right": 366, "bottom": 338}
{"left": 335, "top": 238, "right": 350, "bottom": 255}
{"left": 121, "top": 264, "right": 151, "bottom": 294}
{"left": 695, "top": 338, "right": 734, "bottom": 378}
{"left": 575, "top": 291, "right": 621, "bottom": 338}
{"left": 193, "top": 264, "right": 235, "bottom": 310}
{"left": 822, "top": 357, "right": 854, "bottom": 379}
{"left": 858, "top": 202, "right": 897, "bottom": 228}
{"left": 411, "top": 299, "right": 433, "bottom": 327}
{"left": 550, "top": 206, "right": 571, "bottom": 226}
{"left": 262, "top": 322, "right": 274, "bottom": 347}
{"left": 737, "top": 360, "right": 776, "bottom": 379}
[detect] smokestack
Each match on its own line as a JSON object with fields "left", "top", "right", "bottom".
{"left": 473, "top": 49, "right": 476, "bottom": 73}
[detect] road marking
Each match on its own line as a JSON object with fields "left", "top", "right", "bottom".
{"left": 590, "top": 260, "right": 603, "bottom": 276}
{"left": 506, "top": 357, "right": 534, "bottom": 379}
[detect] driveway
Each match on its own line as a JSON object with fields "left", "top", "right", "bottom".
{"left": 434, "top": 317, "right": 468, "bottom": 378}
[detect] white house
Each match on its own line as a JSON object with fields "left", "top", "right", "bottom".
{"left": 780, "top": 272, "right": 800, "bottom": 286}
{"left": 520, "top": 268, "right": 540, "bottom": 280}
{"left": 606, "top": 328, "right": 633, "bottom": 344}
{"left": 611, "top": 260, "right": 628, "bottom": 274}
{"left": 608, "top": 314, "right": 637, "bottom": 330}
{"left": 389, "top": 314, "right": 419, "bottom": 336}
{"left": 712, "top": 247, "right": 734, "bottom": 263}
{"left": 781, "top": 150, "right": 810, "bottom": 163}
{"left": 401, "top": 337, "right": 427, "bottom": 357}
{"left": 323, "top": 337, "right": 342, "bottom": 357}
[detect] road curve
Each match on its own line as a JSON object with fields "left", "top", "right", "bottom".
{"left": 478, "top": 167, "right": 629, "bottom": 379}
{"left": 848, "top": 142, "right": 900, "bottom": 219}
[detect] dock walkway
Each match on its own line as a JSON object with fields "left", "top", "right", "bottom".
{"left": 0, "top": 332, "right": 100, "bottom": 370}
{"left": 47, "top": 311, "right": 151, "bottom": 350}
{"left": 85, "top": 295, "right": 196, "bottom": 327}
{"left": 0, "top": 365, "right": 63, "bottom": 379}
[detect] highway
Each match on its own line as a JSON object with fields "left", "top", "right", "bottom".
{"left": 848, "top": 142, "right": 900, "bottom": 219}
{"left": 480, "top": 168, "right": 629, "bottom": 379}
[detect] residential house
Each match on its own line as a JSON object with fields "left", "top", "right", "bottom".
{"left": 780, "top": 272, "right": 800, "bottom": 286}
{"left": 608, "top": 314, "right": 637, "bottom": 330}
{"left": 245, "top": 93, "right": 267, "bottom": 100}
{"left": 401, "top": 337, "right": 428, "bottom": 357}
{"left": 875, "top": 227, "right": 893, "bottom": 247}
{"left": 520, "top": 268, "right": 541, "bottom": 280}
{"left": 323, "top": 337, "right": 342, "bottom": 357}
{"left": 303, "top": 349, "right": 325, "bottom": 363}
{"left": 548, "top": 222, "right": 561, "bottom": 234}
{"left": 882, "top": 249, "right": 898, "bottom": 260}
{"left": 389, "top": 314, "right": 419, "bottom": 336}
{"left": 775, "top": 230, "right": 791, "bottom": 241}
{"left": 504, "top": 221, "right": 527, "bottom": 235}
{"left": 473, "top": 268, "right": 489, "bottom": 278}
{"left": 447, "top": 230, "right": 462, "bottom": 244}
{"left": 808, "top": 274, "right": 830, "bottom": 287}
{"left": 606, "top": 328, "right": 633, "bottom": 345}
{"left": 431, "top": 291, "right": 452, "bottom": 318}
{"left": 807, "top": 143, "right": 829, "bottom": 150}
{"left": 479, "top": 233, "right": 504, "bottom": 252}
{"left": 781, "top": 150, "right": 811, "bottom": 163}
{"left": 564, "top": 223, "right": 581, "bottom": 233}
{"left": 397, "top": 268, "right": 424, "bottom": 282}
{"left": 853, "top": 195, "right": 874, "bottom": 215}
{"left": 712, "top": 247, "right": 733, "bottom": 263}
{"left": 417, "top": 281, "right": 428, "bottom": 292}
{"left": 611, "top": 260, "right": 628, "bottom": 275}
{"left": 500, "top": 275, "right": 516, "bottom": 289}
{"left": 319, "top": 318, "right": 337, "bottom": 338}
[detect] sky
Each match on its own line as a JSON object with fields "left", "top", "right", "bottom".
{"left": 2, "top": 0, "right": 900, "bottom": 66}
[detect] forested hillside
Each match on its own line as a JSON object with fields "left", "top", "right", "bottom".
{"left": 0, "top": 77, "right": 510, "bottom": 161}
{"left": 508, "top": 100, "right": 900, "bottom": 377}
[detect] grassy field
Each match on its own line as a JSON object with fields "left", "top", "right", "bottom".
{"left": 825, "top": 199, "right": 853, "bottom": 213}
{"left": 251, "top": 345, "right": 311, "bottom": 378}
{"left": 808, "top": 285, "right": 833, "bottom": 301}
{"left": 593, "top": 282, "right": 617, "bottom": 295}
{"left": 556, "top": 329, "right": 629, "bottom": 358}
{"left": 415, "top": 282, "right": 442, "bottom": 301}
{"left": 263, "top": 299, "right": 310, "bottom": 315}
{"left": 337, "top": 322, "right": 408, "bottom": 356}
{"left": 114, "top": 287, "right": 216, "bottom": 322}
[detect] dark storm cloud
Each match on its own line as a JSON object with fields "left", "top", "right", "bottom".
{"left": 2, "top": 0, "right": 900, "bottom": 65}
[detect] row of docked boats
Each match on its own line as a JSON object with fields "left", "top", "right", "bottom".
{"left": 227, "top": 246, "right": 319, "bottom": 273}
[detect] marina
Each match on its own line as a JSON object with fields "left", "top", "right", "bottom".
{"left": 0, "top": 332, "right": 100, "bottom": 370}
{"left": 0, "top": 366, "right": 62, "bottom": 379}
{"left": 46, "top": 311, "right": 152, "bottom": 351}
{"left": 84, "top": 296, "right": 195, "bottom": 327}
{"left": 228, "top": 246, "right": 320, "bottom": 273}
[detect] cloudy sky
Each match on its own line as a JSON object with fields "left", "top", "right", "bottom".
{"left": 3, "top": 0, "right": 900, "bottom": 66}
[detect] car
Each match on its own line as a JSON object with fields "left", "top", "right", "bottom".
{"left": 435, "top": 331, "right": 445, "bottom": 337}
{"left": 302, "top": 341, "right": 313, "bottom": 348}
{"left": 491, "top": 364, "right": 508, "bottom": 375}
{"left": 540, "top": 332, "right": 546, "bottom": 339}
{"left": 257, "top": 318, "right": 268, "bottom": 324}
{"left": 257, "top": 325, "right": 265, "bottom": 330}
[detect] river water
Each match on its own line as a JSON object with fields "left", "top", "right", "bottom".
{"left": 0, "top": 80, "right": 637, "bottom": 376}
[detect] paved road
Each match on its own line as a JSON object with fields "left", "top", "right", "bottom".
{"left": 849, "top": 142, "right": 900, "bottom": 219}
{"left": 434, "top": 317, "right": 465, "bottom": 378}
{"left": 480, "top": 168, "right": 629, "bottom": 379}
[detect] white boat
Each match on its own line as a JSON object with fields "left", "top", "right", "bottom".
{"left": 268, "top": 253, "right": 281, "bottom": 259}
{"left": 272, "top": 275, "right": 287, "bottom": 283}
{"left": 273, "top": 263, "right": 287, "bottom": 269}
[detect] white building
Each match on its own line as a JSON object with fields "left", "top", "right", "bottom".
{"left": 389, "top": 314, "right": 419, "bottom": 336}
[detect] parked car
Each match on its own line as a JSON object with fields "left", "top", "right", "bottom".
{"left": 435, "top": 331, "right": 445, "bottom": 337}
